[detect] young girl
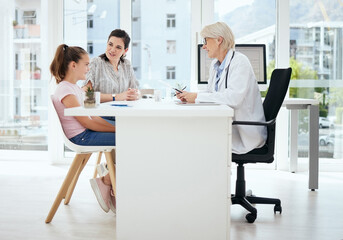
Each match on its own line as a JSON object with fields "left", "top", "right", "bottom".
{"left": 50, "top": 44, "right": 116, "bottom": 213}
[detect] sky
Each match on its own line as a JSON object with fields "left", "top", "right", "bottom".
{"left": 215, "top": 0, "right": 254, "bottom": 17}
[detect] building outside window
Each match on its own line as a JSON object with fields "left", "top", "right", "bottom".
{"left": 215, "top": 0, "right": 343, "bottom": 164}
{"left": 288, "top": 0, "right": 343, "bottom": 161}
{"left": 131, "top": 0, "right": 191, "bottom": 91}
{"left": 0, "top": 0, "right": 47, "bottom": 151}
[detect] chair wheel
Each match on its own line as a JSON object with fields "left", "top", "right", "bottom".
{"left": 246, "top": 213, "right": 256, "bottom": 223}
{"left": 274, "top": 205, "right": 282, "bottom": 214}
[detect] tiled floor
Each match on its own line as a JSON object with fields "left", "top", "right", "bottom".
{"left": 0, "top": 159, "right": 342, "bottom": 240}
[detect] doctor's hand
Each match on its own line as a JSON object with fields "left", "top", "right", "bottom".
{"left": 176, "top": 91, "right": 197, "bottom": 103}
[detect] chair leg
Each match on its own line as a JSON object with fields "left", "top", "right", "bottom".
{"left": 246, "top": 195, "right": 281, "bottom": 206}
{"left": 64, "top": 153, "right": 92, "bottom": 205}
{"left": 104, "top": 150, "right": 116, "bottom": 197}
{"left": 93, "top": 151, "right": 103, "bottom": 178}
{"left": 45, "top": 153, "right": 87, "bottom": 223}
{"left": 232, "top": 196, "right": 257, "bottom": 215}
{"left": 231, "top": 163, "right": 282, "bottom": 223}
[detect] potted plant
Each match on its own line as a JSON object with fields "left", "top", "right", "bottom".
{"left": 84, "top": 87, "right": 96, "bottom": 108}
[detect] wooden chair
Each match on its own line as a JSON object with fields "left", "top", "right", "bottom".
{"left": 93, "top": 151, "right": 103, "bottom": 178}
{"left": 46, "top": 97, "right": 116, "bottom": 223}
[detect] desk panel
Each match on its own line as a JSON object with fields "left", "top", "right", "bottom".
{"left": 65, "top": 100, "right": 233, "bottom": 240}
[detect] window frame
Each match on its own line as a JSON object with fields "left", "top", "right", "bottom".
{"left": 166, "top": 14, "right": 176, "bottom": 28}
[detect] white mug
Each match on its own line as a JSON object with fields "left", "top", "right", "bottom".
{"left": 95, "top": 92, "right": 100, "bottom": 106}
{"left": 154, "top": 90, "right": 161, "bottom": 102}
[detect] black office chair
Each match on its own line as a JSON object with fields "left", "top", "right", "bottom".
{"left": 231, "top": 67, "right": 292, "bottom": 223}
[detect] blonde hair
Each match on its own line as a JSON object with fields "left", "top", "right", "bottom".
{"left": 200, "top": 22, "right": 235, "bottom": 51}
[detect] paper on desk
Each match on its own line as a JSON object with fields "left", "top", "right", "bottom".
{"left": 174, "top": 99, "right": 220, "bottom": 106}
{"left": 158, "top": 80, "right": 174, "bottom": 89}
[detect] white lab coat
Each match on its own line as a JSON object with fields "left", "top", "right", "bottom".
{"left": 197, "top": 49, "right": 267, "bottom": 154}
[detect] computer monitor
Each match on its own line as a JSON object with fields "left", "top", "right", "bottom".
{"left": 197, "top": 44, "right": 267, "bottom": 86}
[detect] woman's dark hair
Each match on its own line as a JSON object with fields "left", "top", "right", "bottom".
{"left": 99, "top": 29, "right": 131, "bottom": 63}
{"left": 50, "top": 44, "right": 87, "bottom": 83}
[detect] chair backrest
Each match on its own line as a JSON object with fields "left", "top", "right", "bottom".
{"left": 263, "top": 68, "right": 292, "bottom": 121}
{"left": 232, "top": 68, "right": 292, "bottom": 163}
{"left": 50, "top": 95, "right": 114, "bottom": 153}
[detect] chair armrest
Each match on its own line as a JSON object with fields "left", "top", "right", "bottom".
{"left": 232, "top": 118, "right": 276, "bottom": 126}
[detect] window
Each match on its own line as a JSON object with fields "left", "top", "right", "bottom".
{"left": 289, "top": 0, "right": 343, "bottom": 162}
{"left": 166, "top": 14, "right": 176, "bottom": 28}
{"left": 215, "top": 0, "right": 276, "bottom": 78}
{"left": 64, "top": 0, "right": 120, "bottom": 59}
{"left": 131, "top": 0, "right": 191, "bottom": 90}
{"left": 23, "top": 11, "right": 36, "bottom": 25}
{"left": 0, "top": 1, "right": 47, "bottom": 151}
{"left": 166, "top": 40, "right": 176, "bottom": 54}
{"left": 15, "top": 53, "right": 19, "bottom": 70}
{"left": 32, "top": 95, "right": 37, "bottom": 113}
{"left": 87, "top": 14, "right": 93, "bottom": 28}
{"left": 15, "top": 97, "right": 19, "bottom": 115}
{"left": 87, "top": 41, "right": 93, "bottom": 54}
{"left": 62, "top": 0, "right": 120, "bottom": 158}
{"left": 15, "top": 9, "right": 18, "bottom": 23}
{"left": 166, "top": 66, "right": 176, "bottom": 80}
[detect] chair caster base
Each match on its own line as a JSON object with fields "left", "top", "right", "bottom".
{"left": 246, "top": 213, "right": 257, "bottom": 223}
{"left": 274, "top": 204, "right": 282, "bottom": 214}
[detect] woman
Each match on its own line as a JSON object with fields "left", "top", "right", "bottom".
{"left": 83, "top": 29, "right": 139, "bottom": 102}
{"left": 50, "top": 44, "right": 116, "bottom": 214}
{"left": 177, "top": 22, "right": 267, "bottom": 154}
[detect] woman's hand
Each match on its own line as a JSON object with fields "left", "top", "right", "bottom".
{"left": 116, "top": 88, "right": 139, "bottom": 101}
{"left": 176, "top": 91, "right": 197, "bottom": 103}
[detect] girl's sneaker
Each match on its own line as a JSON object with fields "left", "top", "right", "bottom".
{"left": 96, "top": 163, "right": 109, "bottom": 177}
{"left": 89, "top": 177, "right": 111, "bottom": 212}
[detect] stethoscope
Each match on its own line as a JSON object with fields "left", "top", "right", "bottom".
{"left": 215, "top": 51, "right": 235, "bottom": 90}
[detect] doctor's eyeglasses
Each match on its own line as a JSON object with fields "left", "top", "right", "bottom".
{"left": 202, "top": 38, "right": 207, "bottom": 45}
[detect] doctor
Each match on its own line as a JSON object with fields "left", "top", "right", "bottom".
{"left": 177, "top": 22, "right": 267, "bottom": 154}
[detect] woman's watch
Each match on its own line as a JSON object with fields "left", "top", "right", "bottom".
{"left": 112, "top": 94, "right": 116, "bottom": 101}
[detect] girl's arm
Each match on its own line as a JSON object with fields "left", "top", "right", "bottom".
{"left": 62, "top": 94, "right": 115, "bottom": 132}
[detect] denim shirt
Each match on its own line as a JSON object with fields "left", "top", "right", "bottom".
{"left": 214, "top": 51, "right": 230, "bottom": 91}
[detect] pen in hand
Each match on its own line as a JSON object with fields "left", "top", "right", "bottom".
{"left": 174, "top": 86, "right": 186, "bottom": 96}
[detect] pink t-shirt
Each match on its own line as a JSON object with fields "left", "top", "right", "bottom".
{"left": 52, "top": 81, "right": 86, "bottom": 139}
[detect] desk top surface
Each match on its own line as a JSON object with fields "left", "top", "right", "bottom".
{"left": 64, "top": 99, "right": 234, "bottom": 117}
{"left": 282, "top": 98, "right": 319, "bottom": 106}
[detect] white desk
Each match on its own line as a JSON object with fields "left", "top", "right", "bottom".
{"left": 282, "top": 98, "right": 319, "bottom": 190}
{"left": 65, "top": 100, "right": 234, "bottom": 240}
